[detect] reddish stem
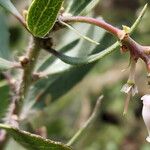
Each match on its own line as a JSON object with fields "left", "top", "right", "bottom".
{"left": 59, "top": 16, "right": 125, "bottom": 39}
{"left": 122, "top": 35, "right": 150, "bottom": 64}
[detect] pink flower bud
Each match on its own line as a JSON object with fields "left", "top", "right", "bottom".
{"left": 141, "top": 95, "right": 150, "bottom": 142}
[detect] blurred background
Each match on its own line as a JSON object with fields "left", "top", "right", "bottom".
{"left": 0, "top": 0, "right": 150, "bottom": 149}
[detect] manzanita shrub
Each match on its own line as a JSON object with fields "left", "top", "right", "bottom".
{"left": 0, "top": 0, "right": 150, "bottom": 149}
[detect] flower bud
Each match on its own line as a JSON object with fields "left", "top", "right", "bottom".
{"left": 141, "top": 95, "right": 150, "bottom": 142}
{"left": 121, "top": 82, "right": 138, "bottom": 115}
{"left": 121, "top": 82, "right": 138, "bottom": 96}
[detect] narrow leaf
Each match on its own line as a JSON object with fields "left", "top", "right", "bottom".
{"left": 82, "top": 0, "right": 100, "bottom": 15}
{"left": 68, "top": 0, "right": 95, "bottom": 15}
{"left": 37, "top": 39, "right": 80, "bottom": 72}
{"left": 49, "top": 42, "right": 119, "bottom": 65}
{"left": 27, "top": 0, "right": 64, "bottom": 37}
{"left": 0, "top": 0, "right": 22, "bottom": 19}
{"left": 0, "top": 58, "right": 18, "bottom": 71}
{"left": 0, "top": 12, "right": 12, "bottom": 60}
{"left": 0, "top": 81, "right": 9, "bottom": 120}
{"left": 0, "top": 124, "right": 72, "bottom": 150}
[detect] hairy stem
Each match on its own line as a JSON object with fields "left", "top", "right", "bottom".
{"left": 16, "top": 37, "right": 41, "bottom": 115}
{"left": 0, "top": 37, "right": 41, "bottom": 147}
{"left": 2, "top": 37, "right": 41, "bottom": 123}
{"left": 67, "top": 96, "right": 103, "bottom": 146}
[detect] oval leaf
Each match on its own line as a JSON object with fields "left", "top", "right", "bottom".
{"left": 27, "top": 0, "right": 64, "bottom": 37}
{"left": 0, "top": 124, "right": 72, "bottom": 150}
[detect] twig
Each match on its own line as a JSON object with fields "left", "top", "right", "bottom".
{"left": 67, "top": 95, "right": 103, "bottom": 146}
{"left": 58, "top": 19, "right": 100, "bottom": 45}
{"left": 130, "top": 4, "right": 147, "bottom": 33}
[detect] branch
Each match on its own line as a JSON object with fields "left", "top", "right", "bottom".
{"left": 67, "top": 95, "right": 103, "bottom": 146}
{"left": 59, "top": 16, "right": 125, "bottom": 39}
{"left": 4, "top": 37, "right": 41, "bottom": 125}
{"left": 16, "top": 37, "right": 41, "bottom": 114}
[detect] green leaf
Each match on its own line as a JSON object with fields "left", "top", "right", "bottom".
{"left": 35, "top": 40, "right": 116, "bottom": 103}
{"left": 27, "top": 0, "right": 64, "bottom": 37}
{"left": 0, "top": 124, "right": 72, "bottom": 150}
{"left": 0, "top": 58, "right": 18, "bottom": 71}
{"left": 0, "top": 81, "right": 9, "bottom": 120}
{"left": 0, "top": 14, "right": 17, "bottom": 70}
{"left": 0, "top": 12, "right": 12, "bottom": 60}
{"left": 20, "top": 38, "right": 80, "bottom": 117}
{"left": 48, "top": 42, "right": 119, "bottom": 65}
{"left": 37, "top": 39, "right": 80, "bottom": 72}
{"left": 0, "top": 0, "right": 22, "bottom": 19}
{"left": 36, "top": 63, "right": 95, "bottom": 101}
{"left": 68, "top": 0, "right": 96, "bottom": 15}
{"left": 82, "top": 0, "right": 100, "bottom": 15}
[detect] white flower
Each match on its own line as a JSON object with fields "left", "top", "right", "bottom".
{"left": 141, "top": 95, "right": 150, "bottom": 143}
{"left": 121, "top": 83, "right": 138, "bottom": 96}
{"left": 121, "top": 82, "right": 138, "bottom": 115}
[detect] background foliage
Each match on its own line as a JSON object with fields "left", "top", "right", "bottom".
{"left": 0, "top": 0, "right": 150, "bottom": 149}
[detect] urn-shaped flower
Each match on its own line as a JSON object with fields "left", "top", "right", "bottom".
{"left": 141, "top": 95, "right": 150, "bottom": 142}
